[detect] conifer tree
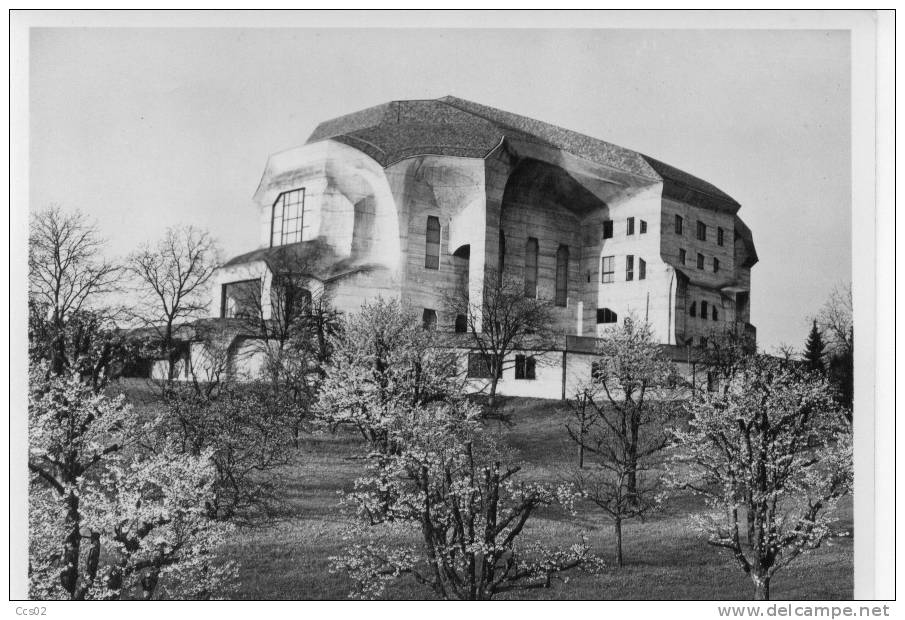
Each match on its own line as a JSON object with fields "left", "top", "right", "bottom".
{"left": 804, "top": 319, "right": 826, "bottom": 372}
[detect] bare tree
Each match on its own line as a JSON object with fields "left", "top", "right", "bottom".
{"left": 228, "top": 250, "right": 341, "bottom": 443}
{"left": 565, "top": 383, "right": 672, "bottom": 566}
{"left": 817, "top": 283, "right": 853, "bottom": 356}
{"left": 816, "top": 283, "right": 854, "bottom": 419}
{"left": 564, "top": 386, "right": 595, "bottom": 469}
{"left": 127, "top": 226, "right": 219, "bottom": 380}
{"left": 449, "top": 266, "right": 555, "bottom": 412}
{"left": 29, "top": 206, "right": 122, "bottom": 374}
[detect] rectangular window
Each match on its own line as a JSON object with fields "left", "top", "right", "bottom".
{"left": 675, "top": 214, "right": 683, "bottom": 235}
{"left": 524, "top": 237, "right": 539, "bottom": 298}
{"left": 626, "top": 255, "right": 634, "bottom": 281}
{"left": 689, "top": 301, "right": 696, "bottom": 318}
{"left": 639, "top": 258, "right": 646, "bottom": 280}
{"left": 467, "top": 352, "right": 500, "bottom": 379}
{"left": 515, "top": 354, "right": 536, "bottom": 380}
{"left": 627, "top": 217, "right": 635, "bottom": 235}
{"left": 697, "top": 253, "right": 705, "bottom": 269}
{"left": 221, "top": 279, "right": 260, "bottom": 319}
{"left": 601, "top": 256, "right": 615, "bottom": 283}
{"left": 701, "top": 301, "right": 709, "bottom": 318}
{"left": 717, "top": 227, "right": 724, "bottom": 246}
{"left": 712, "top": 306, "right": 718, "bottom": 321}
{"left": 602, "top": 220, "right": 613, "bottom": 239}
{"left": 271, "top": 188, "right": 307, "bottom": 247}
{"left": 422, "top": 309, "right": 437, "bottom": 330}
{"left": 679, "top": 248, "right": 686, "bottom": 264}
{"left": 455, "top": 314, "right": 468, "bottom": 333}
{"left": 596, "top": 307, "right": 618, "bottom": 324}
{"left": 640, "top": 220, "right": 647, "bottom": 234}
{"left": 697, "top": 221, "right": 707, "bottom": 242}
{"left": 713, "top": 258, "right": 720, "bottom": 273}
{"left": 555, "top": 245, "right": 569, "bottom": 307}
{"left": 425, "top": 216, "right": 441, "bottom": 269}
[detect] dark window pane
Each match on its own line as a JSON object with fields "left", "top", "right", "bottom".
{"left": 596, "top": 308, "right": 617, "bottom": 324}
{"left": 639, "top": 258, "right": 646, "bottom": 280}
{"left": 675, "top": 214, "right": 683, "bottom": 235}
{"left": 467, "top": 352, "right": 499, "bottom": 379}
{"left": 690, "top": 301, "right": 696, "bottom": 318}
{"left": 455, "top": 314, "right": 468, "bottom": 333}
{"left": 422, "top": 308, "right": 437, "bottom": 330}
{"left": 640, "top": 220, "right": 647, "bottom": 234}
{"left": 515, "top": 354, "right": 526, "bottom": 379}
{"left": 626, "top": 254, "right": 634, "bottom": 281}
{"left": 425, "top": 216, "right": 441, "bottom": 269}
{"left": 627, "top": 217, "right": 635, "bottom": 235}
{"left": 555, "top": 245, "right": 569, "bottom": 306}
{"left": 524, "top": 237, "right": 538, "bottom": 298}
{"left": 697, "top": 253, "right": 705, "bottom": 269}
{"left": 602, "top": 220, "right": 613, "bottom": 239}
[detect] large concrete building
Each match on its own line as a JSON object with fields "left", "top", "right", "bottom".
{"left": 204, "top": 96, "right": 757, "bottom": 396}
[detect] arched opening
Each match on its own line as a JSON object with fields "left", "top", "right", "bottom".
{"left": 451, "top": 243, "right": 471, "bottom": 332}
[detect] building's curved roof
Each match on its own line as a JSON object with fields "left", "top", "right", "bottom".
{"left": 307, "top": 95, "right": 740, "bottom": 210}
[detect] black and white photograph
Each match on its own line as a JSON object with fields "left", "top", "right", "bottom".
{"left": 9, "top": 9, "right": 894, "bottom": 611}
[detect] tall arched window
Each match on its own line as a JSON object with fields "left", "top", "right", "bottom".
{"left": 555, "top": 245, "right": 569, "bottom": 307}
{"left": 425, "top": 216, "right": 440, "bottom": 269}
{"left": 498, "top": 229, "right": 506, "bottom": 275}
{"left": 524, "top": 237, "right": 539, "bottom": 298}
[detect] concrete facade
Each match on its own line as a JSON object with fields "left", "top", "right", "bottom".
{"left": 202, "top": 96, "right": 757, "bottom": 398}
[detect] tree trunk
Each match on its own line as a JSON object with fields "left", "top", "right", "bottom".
{"left": 627, "top": 409, "right": 641, "bottom": 501}
{"left": 578, "top": 441, "right": 584, "bottom": 469}
{"left": 487, "top": 375, "right": 499, "bottom": 412}
{"left": 60, "top": 490, "right": 81, "bottom": 598}
{"left": 614, "top": 517, "right": 624, "bottom": 567}
{"left": 753, "top": 573, "right": 771, "bottom": 600}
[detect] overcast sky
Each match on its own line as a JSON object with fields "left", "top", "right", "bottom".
{"left": 29, "top": 27, "right": 851, "bottom": 352}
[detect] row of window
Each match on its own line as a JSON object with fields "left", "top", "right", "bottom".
{"left": 678, "top": 248, "right": 720, "bottom": 273}
{"left": 602, "top": 216, "right": 647, "bottom": 240}
{"left": 600, "top": 255, "right": 647, "bottom": 283}
{"left": 675, "top": 215, "right": 725, "bottom": 246}
{"left": 522, "top": 237, "right": 569, "bottom": 306}
{"left": 466, "top": 353, "right": 536, "bottom": 380}
{"left": 427, "top": 223, "right": 571, "bottom": 308}
{"left": 689, "top": 300, "right": 719, "bottom": 321}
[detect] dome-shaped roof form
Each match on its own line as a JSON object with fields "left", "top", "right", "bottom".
{"left": 307, "top": 95, "right": 741, "bottom": 211}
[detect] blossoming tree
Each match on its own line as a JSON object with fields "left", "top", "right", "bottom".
{"left": 28, "top": 364, "right": 237, "bottom": 599}
{"left": 671, "top": 355, "right": 853, "bottom": 600}
{"left": 331, "top": 401, "right": 602, "bottom": 599}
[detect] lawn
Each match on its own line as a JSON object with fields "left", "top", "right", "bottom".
{"left": 119, "top": 383, "right": 854, "bottom": 600}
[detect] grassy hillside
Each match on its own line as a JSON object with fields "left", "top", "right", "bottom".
{"left": 199, "top": 395, "right": 853, "bottom": 601}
